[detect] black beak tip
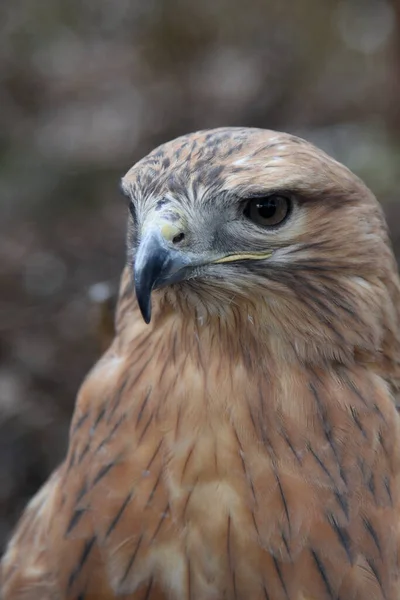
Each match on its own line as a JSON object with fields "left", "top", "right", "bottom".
{"left": 141, "top": 302, "right": 152, "bottom": 324}
{"left": 135, "top": 286, "right": 152, "bottom": 324}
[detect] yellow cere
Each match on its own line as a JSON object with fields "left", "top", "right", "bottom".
{"left": 160, "top": 223, "right": 183, "bottom": 242}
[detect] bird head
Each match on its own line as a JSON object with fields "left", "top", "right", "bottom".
{"left": 121, "top": 128, "right": 400, "bottom": 365}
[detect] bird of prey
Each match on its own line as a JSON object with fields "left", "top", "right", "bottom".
{"left": 2, "top": 127, "right": 400, "bottom": 600}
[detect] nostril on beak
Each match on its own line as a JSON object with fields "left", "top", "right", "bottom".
{"left": 172, "top": 232, "right": 185, "bottom": 244}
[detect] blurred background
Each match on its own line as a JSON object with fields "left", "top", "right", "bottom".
{"left": 1, "top": 0, "right": 400, "bottom": 550}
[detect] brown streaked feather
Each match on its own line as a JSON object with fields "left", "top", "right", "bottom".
{"left": 3, "top": 127, "right": 400, "bottom": 600}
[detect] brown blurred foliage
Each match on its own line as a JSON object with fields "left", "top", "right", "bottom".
{"left": 1, "top": 0, "right": 400, "bottom": 550}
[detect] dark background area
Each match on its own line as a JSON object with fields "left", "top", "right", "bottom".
{"left": 1, "top": 0, "right": 400, "bottom": 551}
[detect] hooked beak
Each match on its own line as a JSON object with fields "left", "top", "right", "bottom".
{"left": 133, "top": 220, "right": 273, "bottom": 324}
{"left": 134, "top": 229, "right": 191, "bottom": 323}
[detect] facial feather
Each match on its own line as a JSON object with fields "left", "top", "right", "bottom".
{"left": 122, "top": 127, "right": 400, "bottom": 371}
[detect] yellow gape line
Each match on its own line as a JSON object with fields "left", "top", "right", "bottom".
{"left": 213, "top": 251, "right": 273, "bottom": 263}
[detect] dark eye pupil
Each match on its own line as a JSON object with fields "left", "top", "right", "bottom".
{"left": 257, "top": 198, "right": 277, "bottom": 219}
{"left": 243, "top": 194, "right": 291, "bottom": 227}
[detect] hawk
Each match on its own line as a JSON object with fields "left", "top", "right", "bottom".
{"left": 2, "top": 127, "right": 400, "bottom": 600}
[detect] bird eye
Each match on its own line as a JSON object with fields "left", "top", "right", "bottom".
{"left": 244, "top": 194, "right": 291, "bottom": 227}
